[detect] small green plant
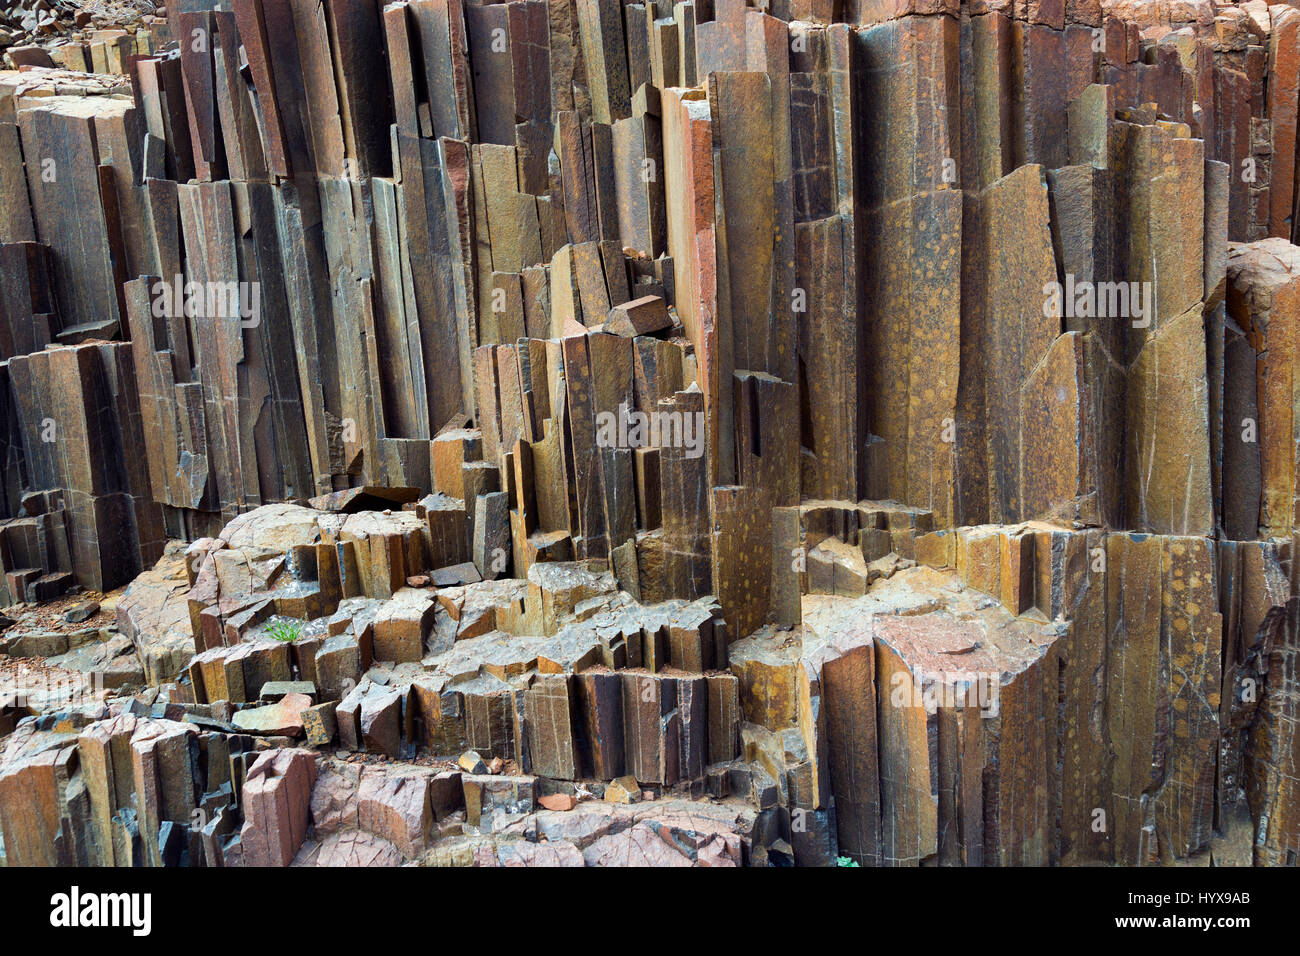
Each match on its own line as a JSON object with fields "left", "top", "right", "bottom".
{"left": 266, "top": 618, "right": 303, "bottom": 643}
{"left": 836, "top": 856, "right": 859, "bottom": 867}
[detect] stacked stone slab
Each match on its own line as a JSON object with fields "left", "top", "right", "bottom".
{"left": 7, "top": 342, "right": 165, "bottom": 591}
{"left": 0, "top": 703, "right": 760, "bottom": 866}
{"left": 113, "top": 500, "right": 742, "bottom": 781}
{"left": 0, "top": 5, "right": 1286, "bottom": 594}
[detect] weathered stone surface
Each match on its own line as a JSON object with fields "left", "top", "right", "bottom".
{"left": 1226, "top": 239, "right": 1300, "bottom": 538}
{"left": 232, "top": 693, "right": 314, "bottom": 737}
{"left": 357, "top": 769, "right": 433, "bottom": 859}
{"left": 238, "top": 749, "right": 317, "bottom": 867}
{"left": 605, "top": 295, "right": 670, "bottom": 337}
{"left": 2, "top": 0, "right": 1298, "bottom": 876}
{"left": 524, "top": 673, "right": 580, "bottom": 779}
{"left": 1124, "top": 306, "right": 1214, "bottom": 536}
{"left": 372, "top": 588, "right": 436, "bottom": 663}
{"left": 116, "top": 546, "right": 193, "bottom": 685}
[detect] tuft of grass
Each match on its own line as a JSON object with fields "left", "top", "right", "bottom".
{"left": 836, "top": 856, "right": 860, "bottom": 867}
{"left": 266, "top": 618, "right": 304, "bottom": 643}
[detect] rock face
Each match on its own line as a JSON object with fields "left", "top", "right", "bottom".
{"left": 232, "top": 693, "right": 314, "bottom": 737}
{"left": 3, "top": 2, "right": 1300, "bottom": 870}
{"left": 116, "top": 543, "right": 194, "bottom": 684}
{"left": 238, "top": 749, "right": 318, "bottom": 867}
